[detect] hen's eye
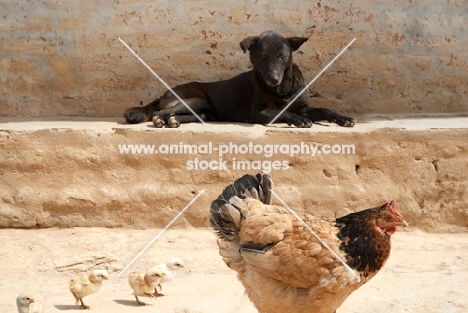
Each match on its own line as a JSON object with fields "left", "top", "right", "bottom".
{"left": 262, "top": 55, "right": 267, "bottom": 58}
{"left": 385, "top": 216, "right": 393, "bottom": 221}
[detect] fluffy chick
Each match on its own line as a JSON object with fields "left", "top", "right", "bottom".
{"left": 16, "top": 292, "right": 44, "bottom": 313}
{"left": 69, "top": 269, "right": 109, "bottom": 310}
{"left": 151, "top": 257, "right": 185, "bottom": 296}
{"left": 128, "top": 267, "right": 164, "bottom": 305}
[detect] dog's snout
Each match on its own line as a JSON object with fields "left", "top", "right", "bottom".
{"left": 268, "top": 71, "right": 281, "bottom": 86}
{"left": 270, "top": 77, "right": 280, "bottom": 85}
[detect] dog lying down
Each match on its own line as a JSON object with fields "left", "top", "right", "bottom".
{"left": 124, "top": 30, "right": 355, "bottom": 128}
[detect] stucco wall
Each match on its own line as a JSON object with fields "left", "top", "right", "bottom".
{"left": 1, "top": 1, "right": 467, "bottom": 118}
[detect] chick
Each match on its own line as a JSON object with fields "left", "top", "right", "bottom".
{"left": 151, "top": 257, "right": 185, "bottom": 296}
{"left": 128, "top": 267, "right": 164, "bottom": 305}
{"left": 69, "top": 269, "right": 109, "bottom": 310}
{"left": 16, "top": 292, "right": 44, "bottom": 313}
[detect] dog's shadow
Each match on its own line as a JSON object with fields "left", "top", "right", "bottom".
{"left": 130, "top": 120, "right": 336, "bottom": 129}
{"left": 264, "top": 122, "right": 331, "bottom": 128}
{"left": 144, "top": 121, "right": 257, "bottom": 129}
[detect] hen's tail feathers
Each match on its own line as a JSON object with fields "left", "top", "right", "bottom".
{"left": 222, "top": 173, "right": 273, "bottom": 204}
{"left": 123, "top": 99, "right": 160, "bottom": 124}
{"left": 209, "top": 173, "right": 273, "bottom": 241}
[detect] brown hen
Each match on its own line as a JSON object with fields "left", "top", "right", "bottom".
{"left": 209, "top": 174, "right": 407, "bottom": 313}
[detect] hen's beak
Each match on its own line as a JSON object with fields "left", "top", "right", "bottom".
{"left": 399, "top": 219, "right": 409, "bottom": 228}
{"left": 29, "top": 298, "right": 35, "bottom": 304}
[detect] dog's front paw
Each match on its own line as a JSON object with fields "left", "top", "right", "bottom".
{"left": 166, "top": 115, "right": 180, "bottom": 128}
{"left": 333, "top": 115, "right": 355, "bottom": 127}
{"left": 152, "top": 115, "right": 164, "bottom": 128}
{"left": 288, "top": 116, "right": 313, "bottom": 128}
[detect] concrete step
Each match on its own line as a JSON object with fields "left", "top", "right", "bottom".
{"left": 1, "top": 116, "right": 467, "bottom": 232}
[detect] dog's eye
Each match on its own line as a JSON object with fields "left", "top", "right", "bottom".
{"left": 262, "top": 54, "right": 266, "bottom": 58}
{"left": 279, "top": 54, "right": 286, "bottom": 59}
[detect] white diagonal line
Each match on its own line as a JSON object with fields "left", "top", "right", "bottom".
{"left": 118, "top": 37, "right": 206, "bottom": 125}
{"left": 268, "top": 38, "right": 356, "bottom": 125}
{"left": 269, "top": 189, "right": 357, "bottom": 277}
{"left": 117, "top": 189, "right": 206, "bottom": 277}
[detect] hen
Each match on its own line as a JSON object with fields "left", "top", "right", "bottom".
{"left": 69, "top": 269, "right": 109, "bottom": 310}
{"left": 128, "top": 267, "right": 164, "bottom": 305}
{"left": 209, "top": 174, "right": 408, "bottom": 313}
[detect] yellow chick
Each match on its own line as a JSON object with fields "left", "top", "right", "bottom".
{"left": 16, "top": 292, "right": 44, "bottom": 313}
{"left": 128, "top": 267, "right": 164, "bottom": 305}
{"left": 69, "top": 269, "right": 109, "bottom": 310}
{"left": 151, "top": 257, "right": 185, "bottom": 296}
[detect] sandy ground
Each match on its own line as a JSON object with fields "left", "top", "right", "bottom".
{"left": 1, "top": 227, "right": 467, "bottom": 313}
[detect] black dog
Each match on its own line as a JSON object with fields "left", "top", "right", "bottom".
{"left": 124, "top": 31, "right": 355, "bottom": 128}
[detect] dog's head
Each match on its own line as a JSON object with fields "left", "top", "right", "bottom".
{"left": 240, "top": 31, "right": 308, "bottom": 87}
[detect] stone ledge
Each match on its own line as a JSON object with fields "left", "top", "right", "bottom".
{"left": 1, "top": 116, "right": 467, "bottom": 232}
{"left": 0, "top": 114, "right": 467, "bottom": 132}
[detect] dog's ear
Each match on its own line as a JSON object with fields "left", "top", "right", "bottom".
{"left": 240, "top": 36, "right": 260, "bottom": 53}
{"left": 288, "top": 37, "right": 309, "bottom": 51}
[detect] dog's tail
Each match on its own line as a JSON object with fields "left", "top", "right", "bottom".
{"left": 123, "top": 99, "right": 160, "bottom": 124}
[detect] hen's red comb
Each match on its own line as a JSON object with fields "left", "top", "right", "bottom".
{"left": 382, "top": 201, "right": 394, "bottom": 209}
{"left": 382, "top": 201, "right": 403, "bottom": 219}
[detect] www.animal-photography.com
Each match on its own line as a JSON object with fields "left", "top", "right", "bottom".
{"left": 1, "top": 1, "right": 467, "bottom": 313}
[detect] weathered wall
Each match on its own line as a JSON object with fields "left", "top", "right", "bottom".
{"left": 1, "top": 122, "right": 467, "bottom": 233}
{"left": 1, "top": 1, "right": 467, "bottom": 118}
